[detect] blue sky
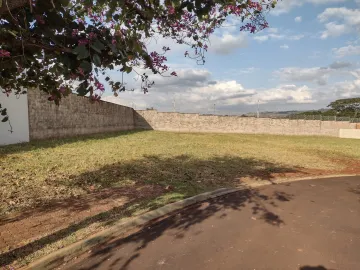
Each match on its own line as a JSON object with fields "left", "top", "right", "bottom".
{"left": 103, "top": 0, "right": 360, "bottom": 114}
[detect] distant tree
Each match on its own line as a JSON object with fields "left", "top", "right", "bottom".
{"left": 327, "top": 98, "right": 360, "bottom": 118}
{"left": 291, "top": 98, "right": 360, "bottom": 118}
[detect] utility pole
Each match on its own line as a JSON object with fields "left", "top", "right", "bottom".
{"left": 172, "top": 98, "right": 176, "bottom": 112}
{"left": 257, "top": 99, "right": 260, "bottom": 118}
{"left": 213, "top": 104, "right": 216, "bottom": 115}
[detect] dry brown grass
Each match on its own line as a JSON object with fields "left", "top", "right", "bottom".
{"left": 1, "top": 130, "right": 360, "bottom": 216}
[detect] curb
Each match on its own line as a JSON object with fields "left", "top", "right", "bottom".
{"left": 23, "top": 187, "right": 241, "bottom": 270}
{"left": 24, "top": 174, "right": 358, "bottom": 270}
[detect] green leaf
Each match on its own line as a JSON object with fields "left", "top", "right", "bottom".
{"left": 90, "top": 44, "right": 102, "bottom": 54}
{"left": 59, "top": 54, "right": 71, "bottom": 68}
{"left": 73, "top": 45, "right": 89, "bottom": 60}
{"left": 110, "top": 44, "right": 117, "bottom": 53}
{"left": 79, "top": 61, "right": 92, "bottom": 73}
{"left": 2, "top": 116, "right": 9, "bottom": 122}
{"left": 77, "top": 84, "right": 89, "bottom": 96}
{"left": 92, "top": 39, "right": 105, "bottom": 53}
{"left": 125, "top": 66, "right": 132, "bottom": 73}
{"left": 93, "top": 54, "right": 101, "bottom": 66}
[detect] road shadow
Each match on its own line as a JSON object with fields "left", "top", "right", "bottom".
{"left": 300, "top": 266, "right": 332, "bottom": 270}
{"left": 0, "top": 155, "right": 299, "bottom": 267}
{"left": 69, "top": 187, "right": 294, "bottom": 270}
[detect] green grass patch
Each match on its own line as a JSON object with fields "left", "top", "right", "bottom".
{"left": 1, "top": 130, "right": 360, "bottom": 215}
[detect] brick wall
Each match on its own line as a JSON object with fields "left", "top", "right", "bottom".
{"left": 135, "top": 110, "right": 357, "bottom": 137}
{"left": 28, "top": 89, "right": 135, "bottom": 140}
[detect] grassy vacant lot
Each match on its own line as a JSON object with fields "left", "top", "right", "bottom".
{"left": 0, "top": 130, "right": 360, "bottom": 266}
{"left": 1, "top": 130, "right": 360, "bottom": 215}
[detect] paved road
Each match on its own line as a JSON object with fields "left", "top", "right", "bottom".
{"left": 62, "top": 176, "right": 360, "bottom": 270}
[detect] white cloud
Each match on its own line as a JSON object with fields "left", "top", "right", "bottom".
{"left": 254, "top": 35, "right": 269, "bottom": 42}
{"left": 236, "top": 85, "right": 315, "bottom": 105}
{"left": 102, "top": 67, "right": 318, "bottom": 113}
{"left": 253, "top": 30, "right": 304, "bottom": 43}
{"left": 275, "top": 67, "right": 331, "bottom": 85}
{"left": 272, "top": 0, "right": 346, "bottom": 15}
{"left": 259, "top": 85, "right": 315, "bottom": 104}
{"left": 209, "top": 33, "right": 248, "bottom": 55}
{"left": 320, "top": 22, "right": 349, "bottom": 39}
{"left": 147, "top": 69, "right": 212, "bottom": 91}
{"left": 332, "top": 70, "right": 360, "bottom": 98}
{"left": 186, "top": 81, "right": 256, "bottom": 104}
{"left": 274, "top": 62, "right": 353, "bottom": 85}
{"left": 102, "top": 64, "right": 360, "bottom": 113}
{"left": 295, "top": 16, "right": 302, "bottom": 23}
{"left": 318, "top": 7, "right": 360, "bottom": 39}
{"left": 332, "top": 45, "right": 360, "bottom": 58}
{"left": 268, "top": 28, "right": 279, "bottom": 33}
{"left": 237, "top": 67, "right": 258, "bottom": 74}
{"left": 329, "top": 61, "right": 352, "bottom": 69}
{"left": 288, "top": 34, "right": 305, "bottom": 41}
{"left": 318, "top": 7, "right": 360, "bottom": 24}
{"left": 280, "top": 44, "right": 289, "bottom": 49}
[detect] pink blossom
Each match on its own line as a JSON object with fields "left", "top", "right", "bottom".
{"left": 89, "top": 32, "right": 97, "bottom": 40}
{"left": 149, "top": 51, "right": 168, "bottom": 71}
{"left": 78, "top": 39, "right": 89, "bottom": 45}
{"left": 35, "top": 15, "right": 45, "bottom": 24}
{"left": 95, "top": 81, "right": 105, "bottom": 91}
{"left": 0, "top": 49, "right": 10, "bottom": 58}
{"left": 168, "top": 6, "right": 175, "bottom": 15}
{"left": 72, "top": 29, "right": 79, "bottom": 37}
{"left": 77, "top": 68, "right": 85, "bottom": 76}
{"left": 59, "top": 86, "right": 66, "bottom": 94}
{"left": 170, "top": 71, "right": 177, "bottom": 76}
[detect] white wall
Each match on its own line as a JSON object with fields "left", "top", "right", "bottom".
{"left": 339, "top": 129, "right": 360, "bottom": 139}
{"left": 0, "top": 93, "right": 30, "bottom": 145}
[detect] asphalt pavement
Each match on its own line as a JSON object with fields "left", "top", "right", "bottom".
{"left": 61, "top": 176, "right": 360, "bottom": 270}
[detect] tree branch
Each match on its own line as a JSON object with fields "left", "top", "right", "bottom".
{"left": 25, "top": 43, "right": 73, "bottom": 53}
{"left": 0, "top": 0, "right": 28, "bottom": 15}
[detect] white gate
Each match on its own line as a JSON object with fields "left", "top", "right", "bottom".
{"left": 0, "top": 93, "right": 30, "bottom": 145}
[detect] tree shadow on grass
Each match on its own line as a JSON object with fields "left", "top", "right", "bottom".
{"left": 0, "top": 155, "right": 299, "bottom": 267}
{"left": 59, "top": 154, "right": 301, "bottom": 193}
